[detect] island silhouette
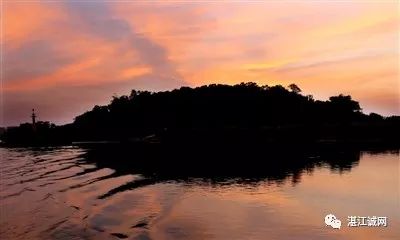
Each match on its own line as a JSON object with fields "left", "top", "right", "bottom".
{"left": 1, "top": 82, "right": 399, "bottom": 148}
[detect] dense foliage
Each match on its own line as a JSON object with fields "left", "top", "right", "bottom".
{"left": 2, "top": 83, "right": 399, "bottom": 145}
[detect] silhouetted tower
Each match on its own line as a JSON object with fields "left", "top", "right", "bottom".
{"left": 31, "top": 109, "right": 37, "bottom": 131}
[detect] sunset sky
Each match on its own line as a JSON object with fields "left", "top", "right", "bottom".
{"left": 2, "top": 1, "right": 399, "bottom": 126}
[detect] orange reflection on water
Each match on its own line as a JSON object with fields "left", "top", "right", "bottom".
{"left": 1, "top": 148, "right": 398, "bottom": 240}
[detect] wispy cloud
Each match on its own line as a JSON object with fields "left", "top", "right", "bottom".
{"left": 2, "top": 1, "right": 399, "bottom": 125}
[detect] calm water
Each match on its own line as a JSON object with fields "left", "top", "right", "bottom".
{"left": 0, "top": 147, "right": 399, "bottom": 240}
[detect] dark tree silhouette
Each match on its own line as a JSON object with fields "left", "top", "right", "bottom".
{"left": 1, "top": 82, "right": 399, "bottom": 147}
{"left": 288, "top": 83, "right": 302, "bottom": 93}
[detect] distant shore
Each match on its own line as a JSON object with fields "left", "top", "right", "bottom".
{"left": 2, "top": 83, "right": 399, "bottom": 147}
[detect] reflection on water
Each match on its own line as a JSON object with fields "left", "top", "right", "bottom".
{"left": 0, "top": 147, "right": 399, "bottom": 240}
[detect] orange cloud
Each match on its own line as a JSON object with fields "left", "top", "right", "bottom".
{"left": 120, "top": 66, "right": 152, "bottom": 79}
{"left": 4, "top": 2, "right": 67, "bottom": 49}
{"left": 2, "top": 1, "right": 399, "bottom": 125}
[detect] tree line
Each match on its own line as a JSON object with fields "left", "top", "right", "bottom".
{"left": 2, "top": 82, "right": 399, "bottom": 145}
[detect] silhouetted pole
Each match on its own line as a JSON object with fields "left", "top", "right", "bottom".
{"left": 31, "top": 109, "right": 37, "bottom": 132}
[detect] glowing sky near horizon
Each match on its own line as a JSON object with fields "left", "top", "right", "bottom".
{"left": 2, "top": 1, "right": 399, "bottom": 126}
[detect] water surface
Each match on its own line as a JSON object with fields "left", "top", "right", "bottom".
{"left": 0, "top": 147, "right": 399, "bottom": 240}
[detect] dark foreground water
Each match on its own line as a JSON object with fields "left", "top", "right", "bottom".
{"left": 0, "top": 147, "right": 399, "bottom": 240}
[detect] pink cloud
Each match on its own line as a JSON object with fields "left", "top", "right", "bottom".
{"left": 2, "top": 1, "right": 399, "bottom": 126}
